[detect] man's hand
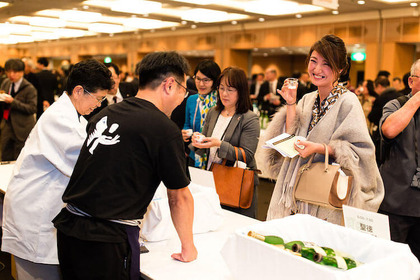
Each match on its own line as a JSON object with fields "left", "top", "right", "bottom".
{"left": 171, "top": 245, "right": 198, "bottom": 262}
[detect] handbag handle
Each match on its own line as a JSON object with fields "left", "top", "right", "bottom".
{"left": 305, "top": 143, "right": 329, "bottom": 172}
{"left": 234, "top": 147, "right": 247, "bottom": 167}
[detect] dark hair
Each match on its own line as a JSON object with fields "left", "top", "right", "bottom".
{"left": 366, "top": 80, "right": 375, "bottom": 97}
{"left": 215, "top": 66, "right": 251, "bottom": 114}
{"left": 193, "top": 60, "right": 221, "bottom": 91}
{"left": 374, "top": 76, "right": 390, "bottom": 88}
{"left": 402, "top": 72, "right": 410, "bottom": 88}
{"left": 306, "top": 34, "right": 349, "bottom": 83}
{"left": 37, "top": 57, "right": 49, "bottom": 67}
{"left": 5, "top": 59, "right": 25, "bottom": 72}
{"left": 105, "top": 62, "right": 120, "bottom": 76}
{"left": 377, "top": 70, "right": 390, "bottom": 78}
{"left": 65, "top": 59, "right": 113, "bottom": 95}
{"left": 137, "top": 51, "right": 190, "bottom": 90}
{"left": 392, "top": 77, "right": 401, "bottom": 83}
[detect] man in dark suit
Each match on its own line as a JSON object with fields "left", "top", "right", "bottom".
{"left": 249, "top": 73, "right": 264, "bottom": 104}
{"left": 258, "top": 68, "right": 282, "bottom": 117}
{"left": 85, "top": 62, "right": 137, "bottom": 120}
{"left": 35, "top": 57, "right": 58, "bottom": 119}
{"left": 0, "top": 58, "right": 37, "bottom": 161}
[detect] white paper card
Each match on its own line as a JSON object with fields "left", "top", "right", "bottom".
{"left": 0, "top": 162, "right": 15, "bottom": 193}
{"left": 343, "top": 205, "right": 390, "bottom": 240}
{"left": 188, "top": 166, "right": 216, "bottom": 189}
{"left": 265, "top": 133, "right": 306, "bottom": 158}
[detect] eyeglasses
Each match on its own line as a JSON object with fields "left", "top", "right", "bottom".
{"left": 218, "top": 85, "right": 237, "bottom": 95}
{"left": 412, "top": 75, "right": 420, "bottom": 78}
{"left": 194, "top": 76, "right": 212, "bottom": 84}
{"left": 84, "top": 88, "right": 107, "bottom": 105}
{"left": 174, "top": 80, "right": 189, "bottom": 98}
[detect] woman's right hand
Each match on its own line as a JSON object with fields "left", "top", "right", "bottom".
{"left": 278, "top": 80, "right": 297, "bottom": 105}
{"left": 181, "top": 130, "right": 191, "bottom": 142}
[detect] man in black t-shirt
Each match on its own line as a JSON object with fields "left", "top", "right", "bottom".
{"left": 53, "top": 51, "right": 197, "bottom": 280}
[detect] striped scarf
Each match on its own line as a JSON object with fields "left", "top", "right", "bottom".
{"left": 309, "top": 85, "right": 345, "bottom": 132}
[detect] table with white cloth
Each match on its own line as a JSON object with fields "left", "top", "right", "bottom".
{"left": 140, "top": 209, "right": 260, "bottom": 280}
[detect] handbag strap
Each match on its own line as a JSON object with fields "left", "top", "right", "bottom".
{"left": 233, "top": 147, "right": 247, "bottom": 167}
{"left": 304, "top": 143, "right": 328, "bottom": 170}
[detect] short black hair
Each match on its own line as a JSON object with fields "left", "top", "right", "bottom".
{"left": 5, "top": 59, "right": 25, "bottom": 72}
{"left": 65, "top": 59, "right": 114, "bottom": 95}
{"left": 137, "top": 51, "right": 190, "bottom": 90}
{"left": 377, "top": 70, "right": 390, "bottom": 78}
{"left": 215, "top": 66, "right": 251, "bottom": 114}
{"left": 374, "top": 76, "right": 390, "bottom": 88}
{"left": 105, "top": 62, "right": 120, "bottom": 76}
{"left": 402, "top": 72, "right": 410, "bottom": 88}
{"left": 193, "top": 60, "right": 221, "bottom": 91}
{"left": 37, "top": 57, "right": 49, "bottom": 67}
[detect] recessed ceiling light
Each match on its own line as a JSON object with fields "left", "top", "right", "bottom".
{"left": 258, "top": 18, "right": 265, "bottom": 22}
{"left": 0, "top": 1, "right": 9, "bottom": 8}
{"left": 191, "top": 24, "right": 197, "bottom": 29}
{"left": 357, "top": 0, "right": 366, "bottom": 4}
{"left": 410, "top": 2, "right": 418, "bottom": 6}
{"left": 296, "top": 14, "right": 302, "bottom": 18}
{"left": 332, "top": 10, "right": 339, "bottom": 15}
{"left": 231, "top": 20, "right": 237, "bottom": 25}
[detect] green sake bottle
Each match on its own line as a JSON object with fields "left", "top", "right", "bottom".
{"left": 247, "top": 231, "right": 284, "bottom": 248}
{"left": 314, "top": 253, "right": 358, "bottom": 270}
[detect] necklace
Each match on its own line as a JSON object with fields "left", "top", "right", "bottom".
{"left": 224, "top": 109, "right": 234, "bottom": 116}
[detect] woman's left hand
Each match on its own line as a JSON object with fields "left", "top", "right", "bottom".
{"left": 294, "top": 140, "right": 323, "bottom": 158}
{"left": 192, "top": 137, "right": 221, "bottom": 149}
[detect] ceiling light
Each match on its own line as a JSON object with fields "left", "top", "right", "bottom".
{"left": 410, "top": 2, "right": 418, "bottom": 6}
{"left": 8, "top": 35, "right": 34, "bottom": 43}
{"left": 111, "top": 0, "right": 162, "bottom": 15}
{"left": 32, "top": 31, "right": 60, "bottom": 41}
{"left": 181, "top": 20, "right": 187, "bottom": 25}
{"left": 357, "top": 0, "right": 365, "bottom": 4}
{"left": 55, "top": 28, "right": 88, "bottom": 38}
{"left": 258, "top": 17, "right": 265, "bottom": 22}
{"left": 60, "top": 10, "right": 102, "bottom": 23}
{"left": 172, "top": 0, "right": 216, "bottom": 4}
{"left": 181, "top": 8, "right": 247, "bottom": 23}
{"left": 0, "top": 1, "right": 9, "bottom": 8}
{"left": 231, "top": 20, "right": 237, "bottom": 25}
{"left": 88, "top": 23, "right": 124, "bottom": 33}
{"left": 332, "top": 10, "right": 339, "bottom": 15}
{"left": 244, "top": 0, "right": 323, "bottom": 16}
{"left": 296, "top": 14, "right": 302, "bottom": 18}
{"left": 29, "top": 17, "right": 66, "bottom": 28}
{"left": 0, "top": 23, "right": 32, "bottom": 35}
{"left": 123, "top": 17, "right": 179, "bottom": 30}
{"left": 191, "top": 24, "right": 197, "bottom": 29}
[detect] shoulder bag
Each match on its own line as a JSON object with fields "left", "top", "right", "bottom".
{"left": 211, "top": 147, "right": 254, "bottom": 209}
{"left": 293, "top": 144, "right": 353, "bottom": 210}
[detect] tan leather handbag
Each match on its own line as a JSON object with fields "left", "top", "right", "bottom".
{"left": 293, "top": 144, "right": 353, "bottom": 210}
{"left": 211, "top": 147, "right": 254, "bottom": 209}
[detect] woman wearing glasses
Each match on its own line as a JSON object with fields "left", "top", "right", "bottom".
{"left": 182, "top": 59, "right": 221, "bottom": 168}
{"left": 2, "top": 59, "right": 113, "bottom": 280}
{"left": 191, "top": 67, "right": 260, "bottom": 218}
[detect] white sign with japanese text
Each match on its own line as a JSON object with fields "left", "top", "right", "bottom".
{"left": 343, "top": 205, "right": 391, "bottom": 240}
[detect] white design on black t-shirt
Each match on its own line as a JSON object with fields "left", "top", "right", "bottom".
{"left": 87, "top": 116, "right": 121, "bottom": 154}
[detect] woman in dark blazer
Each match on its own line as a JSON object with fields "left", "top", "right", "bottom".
{"left": 192, "top": 66, "right": 260, "bottom": 218}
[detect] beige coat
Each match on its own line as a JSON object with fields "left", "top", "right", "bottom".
{"left": 261, "top": 89, "right": 384, "bottom": 224}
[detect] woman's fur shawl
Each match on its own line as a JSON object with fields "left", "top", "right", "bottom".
{"left": 261, "top": 90, "right": 384, "bottom": 224}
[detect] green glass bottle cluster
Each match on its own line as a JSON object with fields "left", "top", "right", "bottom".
{"left": 247, "top": 231, "right": 360, "bottom": 270}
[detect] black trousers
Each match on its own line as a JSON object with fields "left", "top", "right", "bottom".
{"left": 57, "top": 227, "right": 140, "bottom": 280}
{"left": 379, "top": 209, "right": 420, "bottom": 261}
{"left": 0, "top": 120, "right": 25, "bottom": 161}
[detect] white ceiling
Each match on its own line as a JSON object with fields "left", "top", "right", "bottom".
{"left": 0, "top": 0, "right": 418, "bottom": 44}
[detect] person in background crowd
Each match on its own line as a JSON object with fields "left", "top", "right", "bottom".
{"left": 249, "top": 72, "right": 264, "bottom": 103}
{"left": 85, "top": 62, "right": 137, "bottom": 120}
{"left": 53, "top": 51, "right": 197, "bottom": 280}
{"left": 300, "top": 71, "right": 317, "bottom": 93}
{"left": 258, "top": 68, "right": 282, "bottom": 116}
{"left": 2, "top": 59, "right": 113, "bottom": 280}
{"left": 182, "top": 59, "right": 221, "bottom": 168}
{"left": 392, "top": 77, "right": 403, "bottom": 91}
{"left": 22, "top": 57, "right": 39, "bottom": 92}
{"left": 0, "top": 58, "right": 37, "bottom": 161}
{"left": 191, "top": 66, "right": 260, "bottom": 218}
{"left": 368, "top": 77, "right": 402, "bottom": 165}
{"left": 399, "top": 72, "right": 411, "bottom": 95}
{"left": 261, "top": 34, "right": 384, "bottom": 224}
{"left": 36, "top": 57, "right": 58, "bottom": 119}
{"left": 356, "top": 79, "right": 377, "bottom": 126}
{"left": 378, "top": 59, "right": 420, "bottom": 261}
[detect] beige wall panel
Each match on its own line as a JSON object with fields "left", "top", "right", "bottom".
{"left": 346, "top": 23, "right": 364, "bottom": 45}
{"left": 258, "top": 28, "right": 286, "bottom": 48}
{"left": 393, "top": 43, "right": 415, "bottom": 78}
{"left": 228, "top": 32, "right": 257, "bottom": 49}
{"left": 290, "top": 26, "right": 317, "bottom": 47}
{"left": 332, "top": 23, "right": 349, "bottom": 41}
{"left": 364, "top": 20, "right": 380, "bottom": 43}
{"left": 401, "top": 17, "right": 420, "bottom": 42}
{"left": 383, "top": 18, "right": 402, "bottom": 42}
{"left": 365, "top": 43, "right": 379, "bottom": 80}
{"left": 251, "top": 54, "right": 307, "bottom": 78}
{"left": 317, "top": 24, "right": 334, "bottom": 39}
